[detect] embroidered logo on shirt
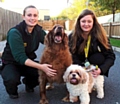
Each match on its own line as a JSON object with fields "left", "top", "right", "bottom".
{"left": 97, "top": 46, "right": 101, "bottom": 52}
{"left": 24, "top": 43, "right": 27, "bottom": 47}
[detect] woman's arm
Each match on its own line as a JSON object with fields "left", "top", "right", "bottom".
{"left": 8, "top": 29, "right": 28, "bottom": 64}
{"left": 99, "top": 41, "right": 116, "bottom": 76}
{"left": 25, "top": 59, "right": 57, "bottom": 77}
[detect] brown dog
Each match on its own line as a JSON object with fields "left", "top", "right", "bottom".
{"left": 38, "top": 24, "right": 72, "bottom": 104}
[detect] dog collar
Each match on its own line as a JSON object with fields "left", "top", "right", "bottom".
{"left": 85, "top": 65, "right": 98, "bottom": 72}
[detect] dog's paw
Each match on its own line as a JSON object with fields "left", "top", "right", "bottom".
{"left": 70, "top": 96, "right": 78, "bottom": 103}
{"left": 97, "top": 93, "right": 104, "bottom": 99}
{"left": 39, "top": 99, "right": 49, "bottom": 104}
{"left": 62, "top": 96, "right": 69, "bottom": 102}
{"left": 46, "top": 84, "right": 54, "bottom": 90}
{"left": 81, "top": 103, "right": 89, "bottom": 104}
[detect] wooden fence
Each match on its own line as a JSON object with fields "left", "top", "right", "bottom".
{"left": 38, "top": 20, "right": 66, "bottom": 30}
{"left": 102, "top": 22, "right": 120, "bottom": 38}
{"left": 39, "top": 20, "right": 120, "bottom": 38}
{"left": 38, "top": 20, "right": 75, "bottom": 31}
{"left": 0, "top": 7, "right": 22, "bottom": 41}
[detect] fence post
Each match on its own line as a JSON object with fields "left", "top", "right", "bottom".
{"left": 109, "top": 22, "right": 112, "bottom": 38}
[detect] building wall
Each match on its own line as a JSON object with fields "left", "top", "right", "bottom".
{"left": 38, "top": 9, "right": 50, "bottom": 20}
{"left": 97, "top": 13, "right": 120, "bottom": 24}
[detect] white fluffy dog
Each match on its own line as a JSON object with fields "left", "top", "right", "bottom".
{"left": 63, "top": 64, "right": 104, "bottom": 104}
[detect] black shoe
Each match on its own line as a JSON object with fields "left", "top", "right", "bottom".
{"left": 9, "top": 94, "right": 18, "bottom": 99}
{"left": 25, "top": 85, "right": 34, "bottom": 92}
{"left": 22, "top": 78, "right": 34, "bottom": 92}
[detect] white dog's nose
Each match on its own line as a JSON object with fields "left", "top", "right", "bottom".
{"left": 72, "top": 74, "right": 76, "bottom": 77}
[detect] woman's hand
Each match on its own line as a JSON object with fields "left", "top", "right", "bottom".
{"left": 24, "top": 59, "right": 57, "bottom": 77}
{"left": 39, "top": 64, "right": 57, "bottom": 77}
{"left": 91, "top": 68, "right": 101, "bottom": 78}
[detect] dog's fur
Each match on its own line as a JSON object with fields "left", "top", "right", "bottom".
{"left": 38, "top": 24, "right": 72, "bottom": 104}
{"left": 63, "top": 64, "right": 104, "bottom": 104}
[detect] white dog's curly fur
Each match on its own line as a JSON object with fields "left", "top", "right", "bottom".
{"left": 63, "top": 64, "right": 104, "bottom": 104}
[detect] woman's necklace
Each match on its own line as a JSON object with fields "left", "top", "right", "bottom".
{"left": 84, "top": 35, "right": 91, "bottom": 68}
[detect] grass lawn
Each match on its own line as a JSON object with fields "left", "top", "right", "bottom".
{"left": 110, "top": 38, "right": 120, "bottom": 47}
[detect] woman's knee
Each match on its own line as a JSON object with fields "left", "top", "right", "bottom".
{"left": 3, "top": 74, "right": 21, "bottom": 86}
{"left": 1, "top": 64, "right": 21, "bottom": 84}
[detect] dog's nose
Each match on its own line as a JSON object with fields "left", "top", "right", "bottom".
{"left": 58, "top": 26, "right": 62, "bottom": 30}
{"left": 72, "top": 74, "right": 76, "bottom": 77}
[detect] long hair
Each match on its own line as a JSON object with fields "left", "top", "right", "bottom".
{"left": 70, "top": 9, "right": 110, "bottom": 54}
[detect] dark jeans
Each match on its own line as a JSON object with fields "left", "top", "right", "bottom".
{"left": 1, "top": 63, "right": 39, "bottom": 95}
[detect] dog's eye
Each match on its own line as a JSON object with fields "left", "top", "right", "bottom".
{"left": 77, "top": 72, "right": 80, "bottom": 76}
{"left": 70, "top": 71, "right": 72, "bottom": 74}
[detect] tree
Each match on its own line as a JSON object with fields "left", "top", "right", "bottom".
{"left": 1, "top": 0, "right": 4, "bottom": 2}
{"left": 57, "top": 0, "right": 88, "bottom": 20}
{"left": 53, "top": 0, "right": 120, "bottom": 20}
{"left": 90, "top": 0, "right": 120, "bottom": 22}
{"left": 55, "top": 0, "right": 110, "bottom": 20}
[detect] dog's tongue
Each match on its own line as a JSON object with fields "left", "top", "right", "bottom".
{"left": 55, "top": 36, "right": 62, "bottom": 41}
{"left": 70, "top": 78, "right": 78, "bottom": 85}
{"left": 71, "top": 79, "right": 77, "bottom": 83}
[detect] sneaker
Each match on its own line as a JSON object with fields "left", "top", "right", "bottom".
{"left": 9, "top": 94, "right": 18, "bottom": 99}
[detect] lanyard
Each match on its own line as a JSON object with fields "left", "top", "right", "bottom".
{"left": 84, "top": 35, "right": 91, "bottom": 59}
{"left": 84, "top": 35, "right": 98, "bottom": 70}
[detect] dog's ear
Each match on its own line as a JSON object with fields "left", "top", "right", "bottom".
{"left": 82, "top": 77, "right": 87, "bottom": 84}
{"left": 78, "top": 66, "right": 87, "bottom": 84}
{"left": 81, "top": 71, "right": 87, "bottom": 84}
{"left": 63, "top": 33, "right": 68, "bottom": 47}
{"left": 44, "top": 31, "right": 53, "bottom": 47}
{"left": 63, "top": 69, "right": 70, "bottom": 82}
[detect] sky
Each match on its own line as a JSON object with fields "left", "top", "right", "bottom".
{"left": 2, "top": 0, "right": 71, "bottom": 16}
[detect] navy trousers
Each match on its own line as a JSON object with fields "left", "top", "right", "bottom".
{"left": 1, "top": 63, "right": 39, "bottom": 95}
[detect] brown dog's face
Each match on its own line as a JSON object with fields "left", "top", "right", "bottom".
{"left": 44, "top": 24, "right": 68, "bottom": 47}
{"left": 53, "top": 24, "right": 64, "bottom": 43}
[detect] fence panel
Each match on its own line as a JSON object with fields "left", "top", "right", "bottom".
{"left": 38, "top": 20, "right": 66, "bottom": 30}
{"left": 102, "top": 22, "right": 120, "bottom": 38}
{"left": 0, "top": 7, "right": 22, "bottom": 41}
